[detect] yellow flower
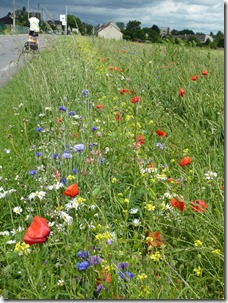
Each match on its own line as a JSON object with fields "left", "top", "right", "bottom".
{"left": 194, "top": 240, "right": 203, "bottom": 247}
{"left": 193, "top": 266, "right": 203, "bottom": 277}
{"left": 144, "top": 204, "right": 155, "bottom": 211}
{"left": 149, "top": 251, "right": 162, "bottom": 262}
{"left": 138, "top": 273, "right": 148, "bottom": 280}
{"left": 14, "top": 241, "right": 31, "bottom": 255}
{"left": 111, "top": 177, "right": 117, "bottom": 184}
{"left": 56, "top": 205, "right": 63, "bottom": 211}
{"left": 183, "top": 148, "right": 189, "bottom": 154}
{"left": 212, "top": 249, "right": 221, "bottom": 255}
{"left": 170, "top": 159, "right": 175, "bottom": 163}
{"left": 124, "top": 198, "right": 129, "bottom": 203}
{"left": 148, "top": 120, "right": 154, "bottom": 124}
{"left": 66, "top": 175, "right": 75, "bottom": 181}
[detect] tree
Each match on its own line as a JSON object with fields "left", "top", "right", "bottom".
{"left": 123, "top": 20, "right": 142, "bottom": 40}
{"left": 116, "top": 22, "right": 125, "bottom": 31}
{"left": 15, "top": 6, "right": 27, "bottom": 25}
{"left": 67, "top": 14, "right": 82, "bottom": 33}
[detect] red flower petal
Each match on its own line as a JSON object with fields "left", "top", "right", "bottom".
{"left": 156, "top": 130, "right": 167, "bottom": 137}
{"left": 202, "top": 70, "right": 208, "bottom": 76}
{"left": 191, "top": 75, "right": 198, "bottom": 81}
{"left": 179, "top": 156, "right": 191, "bottom": 166}
{"left": 170, "top": 197, "right": 185, "bottom": 212}
{"left": 179, "top": 88, "right": 185, "bottom": 97}
{"left": 23, "top": 216, "right": 50, "bottom": 245}
{"left": 131, "top": 96, "right": 140, "bottom": 103}
{"left": 96, "top": 104, "right": 105, "bottom": 110}
{"left": 63, "top": 183, "right": 79, "bottom": 197}
{"left": 190, "top": 200, "right": 207, "bottom": 212}
{"left": 116, "top": 112, "right": 122, "bottom": 121}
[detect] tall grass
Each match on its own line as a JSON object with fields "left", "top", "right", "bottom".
{"left": 0, "top": 36, "right": 224, "bottom": 299}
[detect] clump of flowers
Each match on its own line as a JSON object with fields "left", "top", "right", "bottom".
{"left": 14, "top": 241, "right": 31, "bottom": 255}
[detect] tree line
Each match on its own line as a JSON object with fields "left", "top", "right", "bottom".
{"left": 4, "top": 7, "right": 224, "bottom": 48}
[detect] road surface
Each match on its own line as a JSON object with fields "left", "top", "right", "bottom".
{"left": 0, "top": 34, "right": 57, "bottom": 88}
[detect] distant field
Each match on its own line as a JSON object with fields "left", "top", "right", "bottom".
{"left": 0, "top": 36, "right": 224, "bottom": 299}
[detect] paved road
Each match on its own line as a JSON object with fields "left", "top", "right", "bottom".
{"left": 0, "top": 34, "right": 57, "bottom": 88}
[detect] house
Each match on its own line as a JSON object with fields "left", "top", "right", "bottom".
{"left": 172, "top": 34, "right": 214, "bottom": 43}
{"left": 97, "top": 21, "right": 123, "bottom": 40}
{"left": 160, "top": 27, "right": 170, "bottom": 37}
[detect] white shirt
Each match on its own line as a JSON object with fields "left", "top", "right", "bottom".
{"left": 29, "top": 17, "right": 40, "bottom": 32}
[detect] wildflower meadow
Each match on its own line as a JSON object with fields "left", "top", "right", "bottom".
{"left": 0, "top": 35, "right": 224, "bottom": 299}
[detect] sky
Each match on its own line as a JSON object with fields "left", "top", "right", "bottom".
{"left": 0, "top": 0, "right": 225, "bottom": 34}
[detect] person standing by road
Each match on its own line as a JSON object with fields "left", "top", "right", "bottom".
{"left": 27, "top": 13, "right": 40, "bottom": 46}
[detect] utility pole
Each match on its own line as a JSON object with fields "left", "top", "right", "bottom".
{"left": 27, "top": 0, "right": 30, "bottom": 19}
{"left": 64, "top": 5, "right": 67, "bottom": 35}
{"left": 12, "top": 0, "right": 16, "bottom": 31}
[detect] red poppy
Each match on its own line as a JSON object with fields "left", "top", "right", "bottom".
{"left": 23, "top": 216, "right": 50, "bottom": 246}
{"left": 108, "top": 66, "right": 114, "bottom": 70}
{"left": 167, "top": 178, "right": 180, "bottom": 184}
{"left": 221, "top": 185, "right": 224, "bottom": 191}
{"left": 179, "top": 88, "right": 185, "bottom": 97}
{"left": 63, "top": 183, "right": 79, "bottom": 197}
{"left": 96, "top": 271, "right": 111, "bottom": 286}
{"left": 147, "top": 162, "right": 155, "bottom": 168}
{"left": 134, "top": 134, "right": 145, "bottom": 146}
{"left": 179, "top": 156, "right": 191, "bottom": 166}
{"left": 146, "top": 231, "right": 164, "bottom": 247}
{"left": 122, "top": 49, "right": 126, "bottom": 53}
{"left": 101, "top": 58, "right": 106, "bottom": 62}
{"left": 116, "top": 111, "right": 122, "bottom": 121}
{"left": 96, "top": 104, "right": 105, "bottom": 110}
{"left": 131, "top": 96, "right": 140, "bottom": 103}
{"left": 114, "top": 67, "right": 118, "bottom": 71}
{"left": 191, "top": 75, "right": 198, "bottom": 81}
{"left": 170, "top": 196, "right": 185, "bottom": 212}
{"left": 119, "top": 88, "right": 131, "bottom": 95}
{"left": 202, "top": 70, "right": 208, "bottom": 76}
{"left": 162, "top": 65, "right": 167, "bottom": 68}
{"left": 190, "top": 200, "right": 207, "bottom": 212}
{"left": 156, "top": 130, "right": 167, "bottom": 137}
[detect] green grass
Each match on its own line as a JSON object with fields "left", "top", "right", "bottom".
{"left": 0, "top": 35, "right": 224, "bottom": 299}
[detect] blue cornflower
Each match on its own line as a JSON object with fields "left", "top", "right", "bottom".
{"left": 52, "top": 153, "right": 59, "bottom": 159}
{"left": 76, "top": 261, "right": 90, "bottom": 271}
{"left": 72, "top": 168, "right": 78, "bottom": 174}
{"left": 72, "top": 144, "right": 85, "bottom": 152}
{"left": 97, "top": 284, "right": 102, "bottom": 293}
{"left": 68, "top": 111, "right": 76, "bottom": 116}
{"left": 29, "top": 170, "right": 36, "bottom": 177}
{"left": 60, "top": 178, "right": 67, "bottom": 185}
{"left": 99, "top": 158, "right": 105, "bottom": 165}
{"left": 58, "top": 106, "right": 67, "bottom": 111}
{"left": 62, "top": 152, "right": 72, "bottom": 159}
{"left": 118, "top": 262, "right": 129, "bottom": 270}
{"left": 77, "top": 250, "right": 90, "bottom": 258}
{"left": 36, "top": 127, "right": 43, "bottom": 132}
{"left": 36, "top": 152, "right": 42, "bottom": 157}
{"left": 82, "top": 89, "right": 89, "bottom": 97}
{"left": 118, "top": 271, "right": 134, "bottom": 281}
{"left": 91, "top": 127, "right": 97, "bottom": 131}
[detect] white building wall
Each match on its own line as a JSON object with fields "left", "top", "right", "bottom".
{"left": 98, "top": 25, "right": 123, "bottom": 40}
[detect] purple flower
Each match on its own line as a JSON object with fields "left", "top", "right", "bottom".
{"left": 52, "top": 153, "right": 59, "bottom": 159}
{"left": 29, "top": 170, "right": 36, "bottom": 176}
{"left": 118, "top": 262, "right": 129, "bottom": 270}
{"left": 97, "top": 284, "right": 102, "bottom": 293}
{"left": 58, "top": 106, "right": 67, "bottom": 111}
{"left": 77, "top": 250, "right": 89, "bottom": 258}
{"left": 72, "top": 144, "right": 85, "bottom": 152}
{"left": 62, "top": 152, "right": 72, "bottom": 159}
{"left": 36, "top": 127, "right": 43, "bottom": 132}
{"left": 68, "top": 111, "right": 76, "bottom": 116}
{"left": 87, "top": 255, "right": 103, "bottom": 265}
{"left": 60, "top": 178, "right": 67, "bottom": 185}
{"left": 82, "top": 89, "right": 89, "bottom": 97}
{"left": 36, "top": 152, "right": 42, "bottom": 157}
{"left": 72, "top": 168, "right": 78, "bottom": 174}
{"left": 106, "top": 239, "right": 112, "bottom": 245}
{"left": 91, "top": 127, "right": 97, "bottom": 131}
{"left": 118, "top": 271, "right": 134, "bottom": 281}
{"left": 76, "top": 261, "right": 90, "bottom": 271}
